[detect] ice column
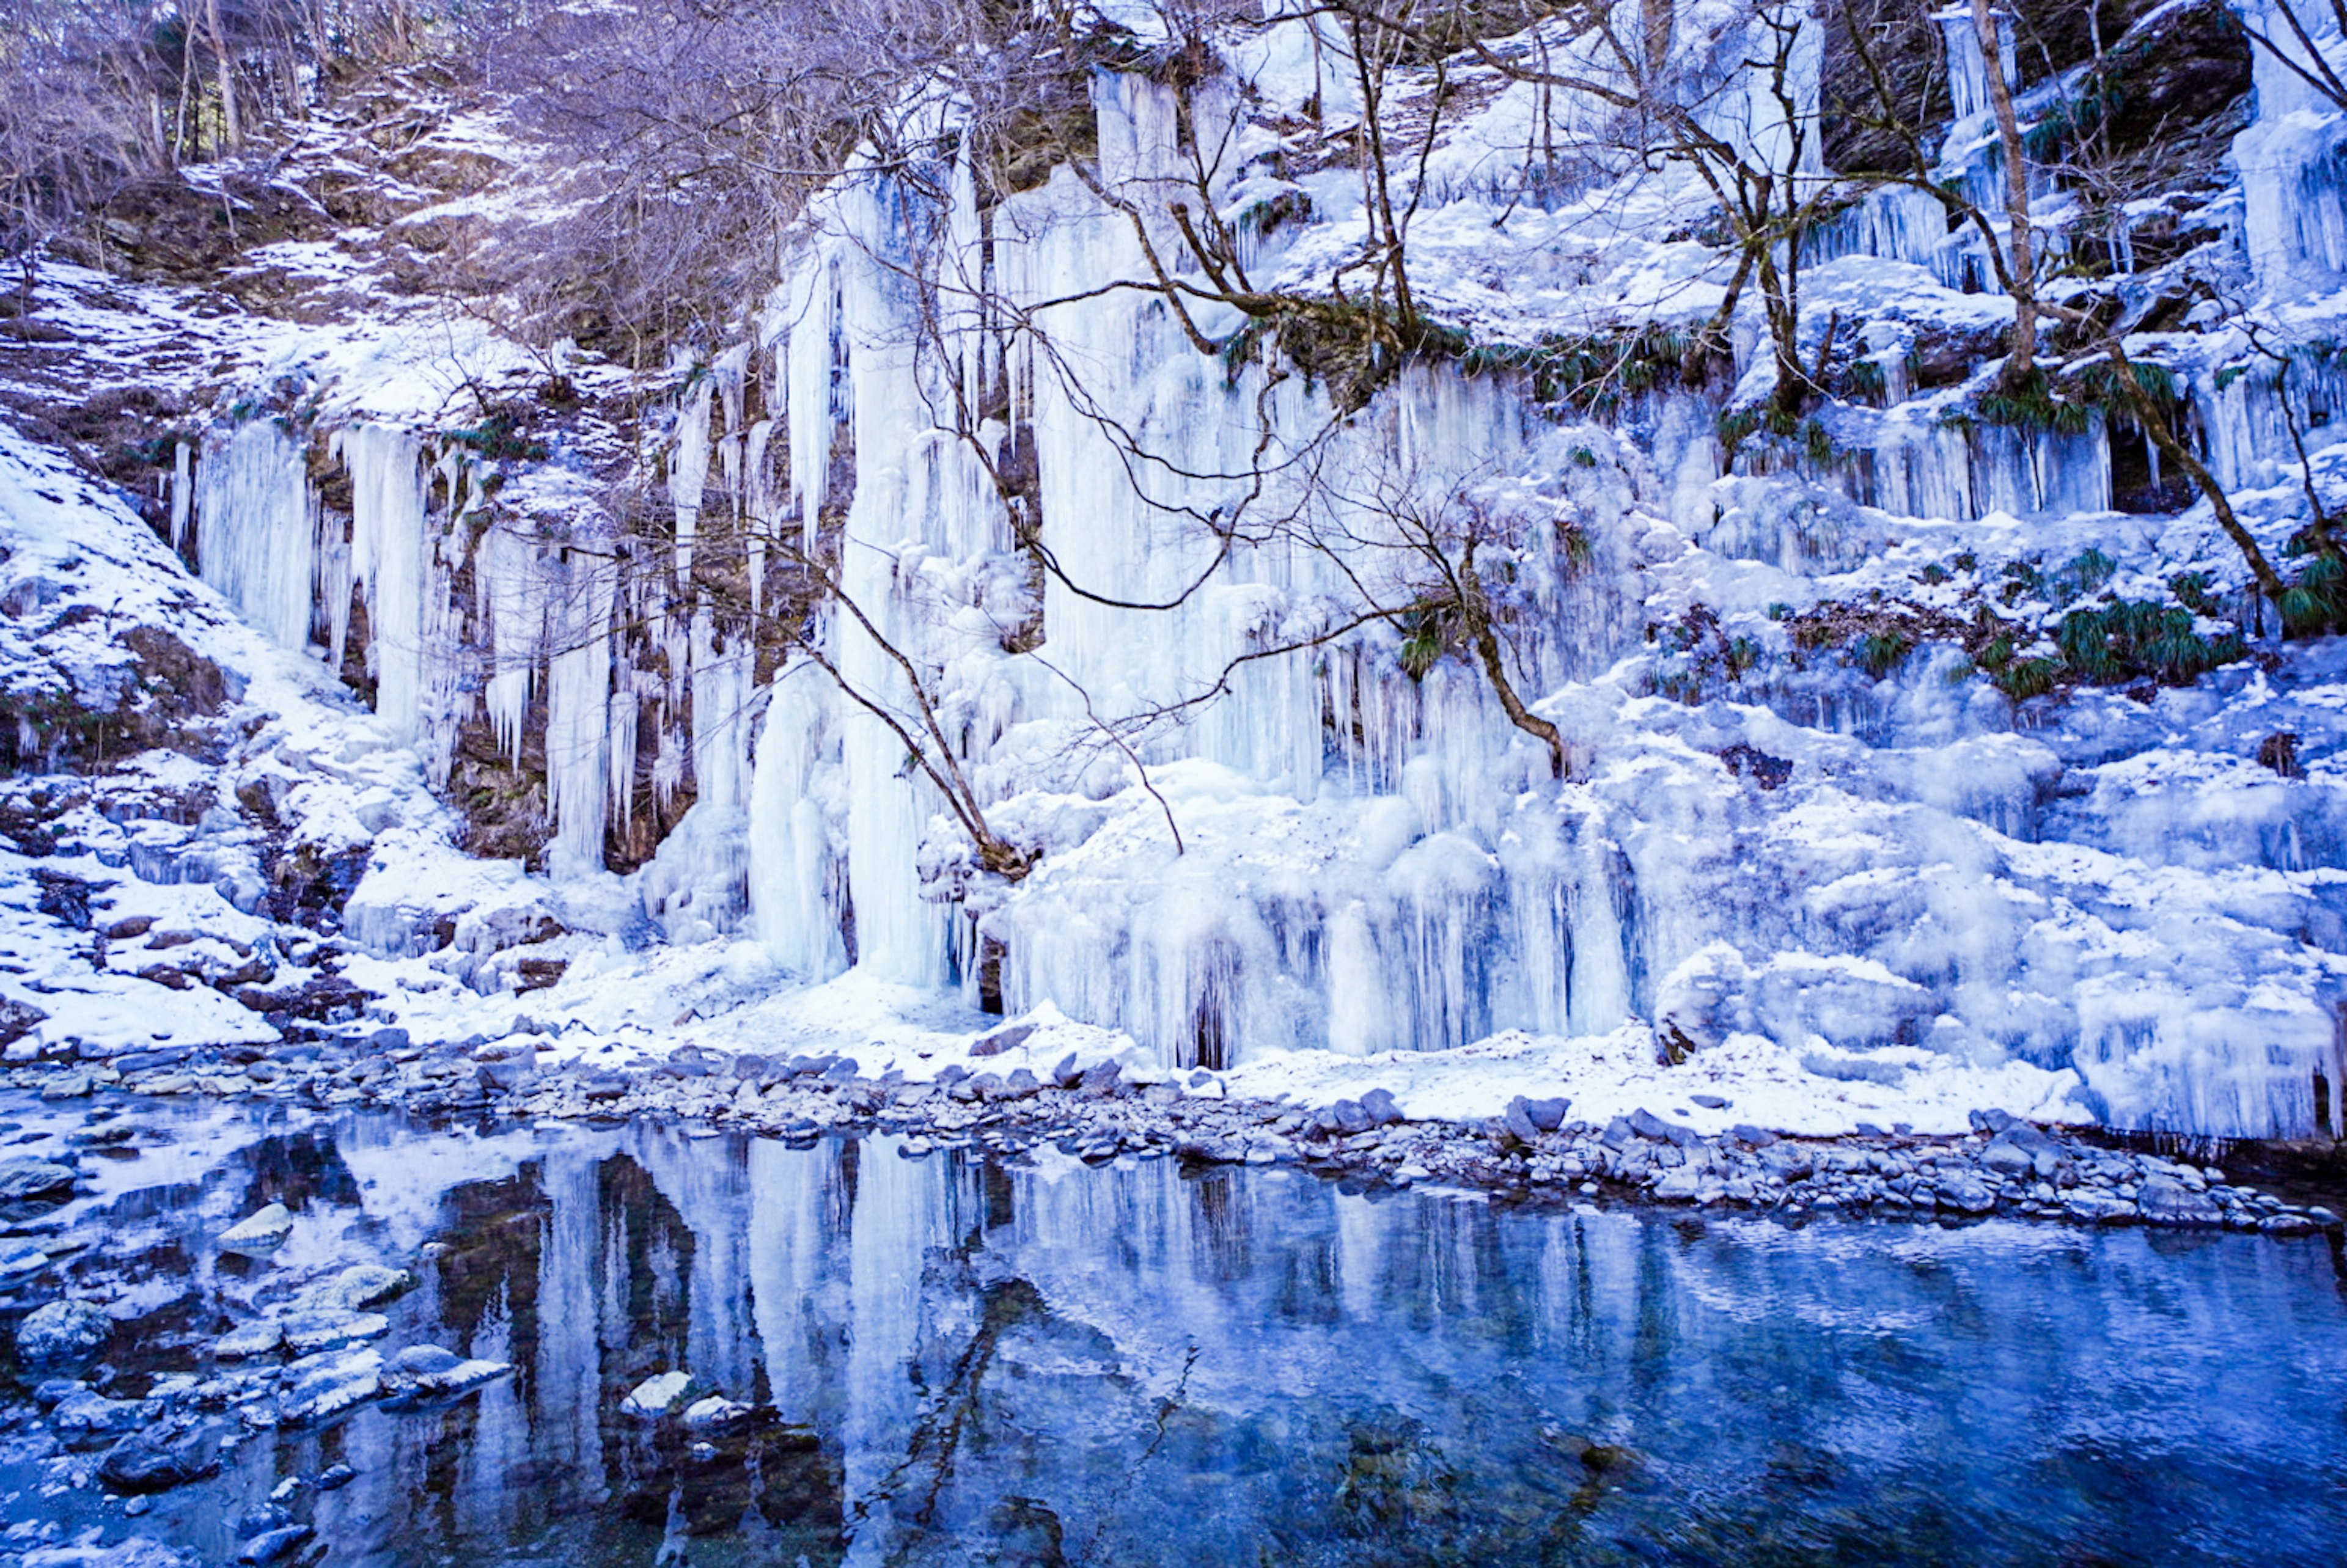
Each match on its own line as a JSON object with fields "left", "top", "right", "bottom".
{"left": 194, "top": 420, "right": 315, "bottom": 652}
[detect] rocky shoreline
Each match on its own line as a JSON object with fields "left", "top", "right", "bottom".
{"left": 8, "top": 1037, "right": 2343, "bottom": 1237}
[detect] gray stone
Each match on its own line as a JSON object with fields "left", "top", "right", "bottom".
{"left": 1358, "top": 1088, "right": 1403, "bottom": 1126}
{"left": 385, "top": 1343, "right": 510, "bottom": 1400}
{"left": 1524, "top": 1097, "right": 1570, "bottom": 1132}
{"left": 277, "top": 1347, "right": 384, "bottom": 1424}
{"left": 53, "top": 1388, "right": 146, "bottom": 1438}
{"left": 0, "top": 1156, "right": 77, "bottom": 1200}
{"left": 1652, "top": 1168, "right": 1703, "bottom": 1201}
{"left": 1935, "top": 1178, "right": 1996, "bottom": 1214}
{"left": 2136, "top": 1176, "right": 2222, "bottom": 1226}
{"left": 1727, "top": 1124, "right": 1779, "bottom": 1148}
{"left": 970, "top": 1023, "right": 1035, "bottom": 1057}
{"left": 213, "top": 1319, "right": 284, "bottom": 1359}
{"left": 1689, "top": 1093, "right": 1729, "bottom": 1110}
{"left": 1600, "top": 1116, "right": 1636, "bottom": 1149}
{"left": 17, "top": 1299, "right": 112, "bottom": 1369}
{"left": 1626, "top": 1107, "right": 1673, "bottom": 1141}
{"left": 1052, "top": 1053, "right": 1082, "bottom": 1087}
{"left": 2260, "top": 1212, "right": 2321, "bottom": 1236}
{"left": 238, "top": 1525, "right": 314, "bottom": 1566}
{"left": 2064, "top": 1191, "right": 2136, "bottom": 1225}
{"left": 1076, "top": 1060, "right": 1123, "bottom": 1097}
{"left": 1501, "top": 1097, "right": 1540, "bottom": 1143}
{"left": 1980, "top": 1138, "right": 2035, "bottom": 1178}
{"left": 100, "top": 1423, "right": 219, "bottom": 1493}
{"left": 317, "top": 1462, "right": 357, "bottom": 1490}
{"left": 278, "top": 1308, "right": 389, "bottom": 1355}
{"left": 298, "top": 1264, "right": 411, "bottom": 1313}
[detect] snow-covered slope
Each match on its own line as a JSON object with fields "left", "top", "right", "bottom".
{"left": 6, "top": 0, "right": 2347, "bottom": 1140}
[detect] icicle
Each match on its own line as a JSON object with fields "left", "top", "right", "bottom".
{"left": 169, "top": 440, "right": 192, "bottom": 551}
{"left": 670, "top": 374, "right": 716, "bottom": 577}
{"left": 193, "top": 420, "right": 314, "bottom": 651}
{"left": 338, "top": 423, "right": 435, "bottom": 747}
{"left": 545, "top": 547, "right": 615, "bottom": 878}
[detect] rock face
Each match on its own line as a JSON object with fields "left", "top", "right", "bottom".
{"left": 16, "top": 1299, "right": 113, "bottom": 1369}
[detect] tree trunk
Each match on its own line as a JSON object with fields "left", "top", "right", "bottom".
{"left": 206, "top": 0, "right": 241, "bottom": 152}
{"left": 1972, "top": 0, "right": 2035, "bottom": 387}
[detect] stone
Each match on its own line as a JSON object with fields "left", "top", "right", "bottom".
{"left": 1051, "top": 1053, "right": 1081, "bottom": 1087}
{"left": 970, "top": 1022, "right": 1035, "bottom": 1057}
{"left": 1600, "top": 1116, "right": 1636, "bottom": 1149}
{"left": 1935, "top": 1178, "right": 1996, "bottom": 1214}
{"left": 384, "top": 1344, "right": 509, "bottom": 1400}
{"left": 1980, "top": 1138, "right": 2036, "bottom": 1178}
{"left": 1358, "top": 1088, "right": 1403, "bottom": 1126}
{"left": 2063, "top": 1192, "right": 2136, "bottom": 1225}
{"left": 100, "top": 1423, "right": 219, "bottom": 1493}
{"left": 213, "top": 1319, "right": 284, "bottom": 1360}
{"left": 220, "top": 1203, "right": 295, "bottom": 1251}
{"left": 277, "top": 1309, "right": 389, "bottom": 1355}
{"left": 235, "top": 1503, "right": 293, "bottom": 1539}
{"left": 53, "top": 1388, "right": 146, "bottom": 1438}
{"left": 317, "top": 1462, "right": 357, "bottom": 1490}
{"left": 17, "top": 1299, "right": 112, "bottom": 1369}
{"left": 1524, "top": 1097, "right": 1569, "bottom": 1132}
{"left": 276, "top": 1347, "right": 383, "bottom": 1424}
{"left": 298, "top": 1264, "right": 411, "bottom": 1313}
{"left": 1652, "top": 1168, "right": 1703, "bottom": 1201}
{"left": 0, "top": 1156, "right": 77, "bottom": 1200}
{"left": 0, "top": 1238, "right": 52, "bottom": 1280}
{"left": 681, "top": 1395, "right": 755, "bottom": 1427}
{"left": 2136, "top": 1176, "right": 2222, "bottom": 1226}
{"left": 1500, "top": 1097, "right": 1540, "bottom": 1143}
{"left": 1689, "top": 1093, "right": 1728, "bottom": 1110}
{"left": 238, "top": 1525, "right": 314, "bottom": 1566}
{"left": 1076, "top": 1060, "right": 1123, "bottom": 1097}
{"left": 2260, "top": 1212, "right": 2321, "bottom": 1236}
{"left": 621, "top": 1370, "right": 696, "bottom": 1417}
{"left": 1626, "top": 1107, "right": 1673, "bottom": 1140}
{"left": 40, "top": 1069, "right": 95, "bottom": 1100}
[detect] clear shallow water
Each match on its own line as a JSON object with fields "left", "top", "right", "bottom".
{"left": 6, "top": 1097, "right": 2347, "bottom": 1567}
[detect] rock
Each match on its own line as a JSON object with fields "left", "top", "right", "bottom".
{"left": 213, "top": 1319, "right": 284, "bottom": 1360}
{"left": 1626, "top": 1107, "right": 1673, "bottom": 1140}
{"left": 2260, "top": 1212, "right": 2321, "bottom": 1236}
{"left": 0, "top": 1237, "right": 53, "bottom": 1279}
{"left": 1652, "top": 1168, "right": 1703, "bottom": 1201}
{"left": 681, "top": 1395, "right": 755, "bottom": 1427}
{"left": 1076, "top": 1060, "right": 1123, "bottom": 1097}
{"left": 970, "top": 1022, "right": 1035, "bottom": 1057}
{"left": 276, "top": 1347, "right": 383, "bottom": 1424}
{"left": 1968, "top": 1108, "right": 2017, "bottom": 1134}
{"left": 1689, "top": 1094, "right": 1729, "bottom": 1110}
{"left": 1980, "top": 1138, "right": 2036, "bottom": 1178}
{"left": 1757, "top": 1143, "right": 1811, "bottom": 1181}
{"left": 298, "top": 1263, "right": 411, "bottom": 1313}
{"left": 1934, "top": 1178, "right": 1996, "bottom": 1214}
{"left": 1051, "top": 1053, "right": 1081, "bottom": 1088}
{"left": 0, "top": 995, "right": 48, "bottom": 1046}
{"left": 279, "top": 1308, "right": 389, "bottom": 1355}
{"left": 2136, "top": 1176, "right": 2222, "bottom": 1226}
{"left": 234, "top": 1503, "right": 293, "bottom": 1540}
{"left": 2064, "top": 1191, "right": 2136, "bottom": 1225}
{"left": 53, "top": 1388, "right": 146, "bottom": 1438}
{"left": 40, "top": 1069, "right": 95, "bottom": 1100}
{"left": 1600, "top": 1116, "right": 1636, "bottom": 1149}
{"left": 1727, "top": 1124, "right": 1778, "bottom": 1148}
{"left": 0, "top": 1156, "right": 78, "bottom": 1200}
{"left": 317, "top": 1462, "right": 356, "bottom": 1490}
{"left": 17, "top": 1299, "right": 113, "bottom": 1369}
{"left": 220, "top": 1202, "right": 295, "bottom": 1251}
{"left": 1003, "top": 1068, "right": 1041, "bottom": 1097}
{"left": 620, "top": 1369, "right": 696, "bottom": 1417}
{"left": 1317, "top": 1099, "right": 1371, "bottom": 1136}
{"left": 100, "top": 1423, "right": 219, "bottom": 1493}
{"left": 1358, "top": 1088, "right": 1403, "bottom": 1126}
{"left": 238, "top": 1525, "right": 314, "bottom": 1566}
{"left": 1525, "top": 1096, "right": 1569, "bottom": 1131}
{"left": 383, "top": 1343, "right": 509, "bottom": 1400}
{"left": 1501, "top": 1097, "right": 1541, "bottom": 1143}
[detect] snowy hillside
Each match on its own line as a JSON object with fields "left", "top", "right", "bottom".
{"left": 4, "top": 0, "right": 2346, "bottom": 1140}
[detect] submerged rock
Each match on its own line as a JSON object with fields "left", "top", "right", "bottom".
{"left": 298, "top": 1263, "right": 411, "bottom": 1313}
{"left": 17, "top": 1299, "right": 112, "bottom": 1369}
{"left": 620, "top": 1370, "right": 696, "bottom": 1417}
{"left": 213, "top": 1319, "right": 285, "bottom": 1359}
{"left": 276, "top": 1346, "right": 383, "bottom": 1424}
{"left": 383, "top": 1344, "right": 509, "bottom": 1401}
{"left": 277, "top": 1308, "right": 389, "bottom": 1355}
{"left": 219, "top": 1203, "right": 295, "bottom": 1251}
{"left": 99, "top": 1423, "right": 220, "bottom": 1493}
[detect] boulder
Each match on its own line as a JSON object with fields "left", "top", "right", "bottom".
{"left": 213, "top": 1319, "right": 285, "bottom": 1360}
{"left": 277, "top": 1346, "right": 384, "bottom": 1424}
{"left": 621, "top": 1370, "right": 696, "bottom": 1417}
{"left": 17, "top": 1299, "right": 113, "bottom": 1369}
{"left": 2137, "top": 1176, "right": 2222, "bottom": 1226}
{"left": 298, "top": 1264, "right": 412, "bottom": 1313}
{"left": 220, "top": 1203, "right": 295, "bottom": 1251}
{"left": 1524, "top": 1097, "right": 1569, "bottom": 1132}
{"left": 279, "top": 1308, "right": 389, "bottom": 1355}
{"left": 100, "top": 1423, "right": 219, "bottom": 1493}
{"left": 969, "top": 1022, "right": 1035, "bottom": 1057}
{"left": 238, "top": 1525, "right": 313, "bottom": 1566}
{"left": 0, "top": 1156, "right": 77, "bottom": 1201}
{"left": 384, "top": 1343, "right": 510, "bottom": 1401}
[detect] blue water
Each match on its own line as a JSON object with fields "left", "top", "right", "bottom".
{"left": 6, "top": 1102, "right": 2347, "bottom": 1566}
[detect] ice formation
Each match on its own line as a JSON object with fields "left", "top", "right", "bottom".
{"left": 153, "top": 1, "right": 2347, "bottom": 1137}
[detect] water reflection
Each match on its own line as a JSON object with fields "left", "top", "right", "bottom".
{"left": 11, "top": 1101, "right": 2347, "bottom": 1567}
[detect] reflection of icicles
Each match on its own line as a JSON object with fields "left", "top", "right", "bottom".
{"left": 194, "top": 420, "right": 314, "bottom": 651}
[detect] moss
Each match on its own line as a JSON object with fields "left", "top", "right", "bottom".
{"left": 1854, "top": 629, "right": 1914, "bottom": 678}
{"left": 446, "top": 406, "right": 549, "bottom": 463}
{"left": 1463, "top": 323, "right": 1703, "bottom": 419}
